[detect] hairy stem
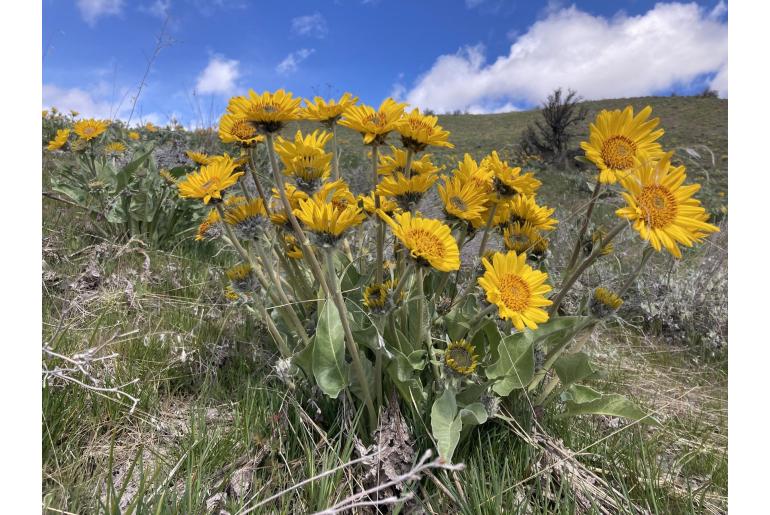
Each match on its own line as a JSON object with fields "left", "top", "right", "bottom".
{"left": 564, "top": 179, "right": 602, "bottom": 273}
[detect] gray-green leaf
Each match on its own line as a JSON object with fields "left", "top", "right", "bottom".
{"left": 431, "top": 388, "right": 462, "bottom": 463}
{"left": 312, "top": 300, "right": 349, "bottom": 398}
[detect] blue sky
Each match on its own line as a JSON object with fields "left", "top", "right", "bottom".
{"left": 42, "top": 0, "right": 728, "bottom": 127}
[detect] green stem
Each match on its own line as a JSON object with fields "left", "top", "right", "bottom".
{"left": 549, "top": 220, "right": 627, "bottom": 316}
{"left": 618, "top": 246, "right": 655, "bottom": 297}
{"left": 256, "top": 300, "right": 291, "bottom": 358}
{"left": 403, "top": 148, "right": 414, "bottom": 179}
{"left": 527, "top": 317, "right": 596, "bottom": 393}
{"left": 248, "top": 146, "right": 272, "bottom": 215}
{"left": 564, "top": 179, "right": 602, "bottom": 273}
{"left": 371, "top": 144, "right": 385, "bottom": 284}
{"left": 331, "top": 123, "right": 340, "bottom": 181}
{"left": 477, "top": 202, "right": 499, "bottom": 258}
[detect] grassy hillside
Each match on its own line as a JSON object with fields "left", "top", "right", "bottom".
{"left": 42, "top": 95, "right": 728, "bottom": 514}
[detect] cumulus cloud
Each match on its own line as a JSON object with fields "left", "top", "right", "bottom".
{"left": 400, "top": 2, "right": 728, "bottom": 113}
{"left": 139, "top": 0, "right": 171, "bottom": 18}
{"left": 276, "top": 48, "right": 315, "bottom": 75}
{"left": 291, "top": 13, "right": 328, "bottom": 38}
{"left": 195, "top": 56, "right": 240, "bottom": 95}
{"left": 43, "top": 83, "right": 124, "bottom": 119}
{"left": 77, "top": 0, "right": 124, "bottom": 26}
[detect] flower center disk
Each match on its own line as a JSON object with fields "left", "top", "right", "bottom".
{"left": 637, "top": 184, "right": 677, "bottom": 228}
{"left": 601, "top": 135, "right": 636, "bottom": 170}
{"left": 498, "top": 274, "right": 531, "bottom": 312}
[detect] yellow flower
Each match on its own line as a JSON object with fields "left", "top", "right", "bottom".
{"left": 186, "top": 150, "right": 211, "bottom": 165}
{"left": 145, "top": 122, "right": 158, "bottom": 132}
{"left": 226, "top": 263, "right": 260, "bottom": 293}
{"left": 195, "top": 209, "right": 221, "bottom": 241}
{"left": 377, "top": 146, "right": 441, "bottom": 176}
{"left": 358, "top": 191, "right": 400, "bottom": 216}
{"left": 503, "top": 222, "right": 548, "bottom": 256}
{"left": 478, "top": 251, "right": 552, "bottom": 330}
{"left": 313, "top": 179, "right": 356, "bottom": 210}
{"left": 227, "top": 89, "right": 303, "bottom": 133}
{"left": 494, "top": 195, "right": 558, "bottom": 232}
{"left": 272, "top": 182, "right": 309, "bottom": 209}
{"left": 396, "top": 108, "right": 454, "bottom": 152}
{"left": 615, "top": 154, "right": 719, "bottom": 258}
{"left": 274, "top": 130, "right": 333, "bottom": 191}
{"left": 302, "top": 93, "right": 359, "bottom": 125}
{"left": 294, "top": 195, "right": 365, "bottom": 247}
{"left": 444, "top": 340, "right": 479, "bottom": 376}
{"left": 590, "top": 228, "right": 614, "bottom": 256}
{"left": 379, "top": 212, "right": 460, "bottom": 272}
{"left": 47, "top": 129, "right": 70, "bottom": 151}
{"left": 452, "top": 153, "right": 494, "bottom": 194}
{"left": 339, "top": 98, "right": 407, "bottom": 145}
{"left": 178, "top": 155, "right": 244, "bottom": 204}
{"left": 73, "top": 119, "right": 109, "bottom": 141}
{"left": 581, "top": 105, "right": 665, "bottom": 184}
{"left": 363, "top": 279, "right": 400, "bottom": 313}
{"left": 593, "top": 287, "right": 623, "bottom": 311}
{"left": 159, "top": 169, "right": 177, "bottom": 185}
{"left": 128, "top": 131, "right": 140, "bottom": 140}
{"left": 219, "top": 112, "right": 265, "bottom": 146}
{"left": 224, "top": 198, "right": 269, "bottom": 239}
{"left": 438, "top": 174, "right": 491, "bottom": 226}
{"left": 70, "top": 110, "right": 79, "bottom": 117}
{"left": 376, "top": 172, "right": 438, "bottom": 210}
{"left": 105, "top": 141, "right": 127, "bottom": 155}
{"left": 284, "top": 234, "right": 303, "bottom": 259}
{"left": 482, "top": 151, "right": 541, "bottom": 197}
{"left": 42, "top": 110, "right": 49, "bottom": 118}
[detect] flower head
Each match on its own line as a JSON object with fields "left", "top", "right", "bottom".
{"left": 503, "top": 222, "right": 548, "bottom": 257}
{"left": 196, "top": 208, "right": 222, "bottom": 241}
{"left": 453, "top": 154, "right": 494, "bottom": 194}
{"left": 128, "top": 131, "right": 140, "bottom": 141}
{"left": 284, "top": 234, "right": 303, "bottom": 259}
{"left": 358, "top": 191, "right": 400, "bottom": 216}
{"left": 377, "top": 172, "right": 438, "bottom": 211}
{"left": 274, "top": 130, "right": 333, "bottom": 192}
{"left": 226, "top": 263, "right": 260, "bottom": 294}
{"left": 219, "top": 112, "right": 265, "bottom": 146}
{"left": 581, "top": 105, "right": 665, "bottom": 184}
{"left": 438, "top": 174, "right": 491, "bottom": 226}
{"left": 186, "top": 150, "right": 211, "bottom": 165}
{"left": 339, "top": 98, "right": 407, "bottom": 145}
{"left": 47, "top": 129, "right": 70, "bottom": 151}
{"left": 396, "top": 108, "right": 454, "bottom": 152}
{"left": 302, "top": 93, "right": 359, "bottom": 126}
{"left": 482, "top": 151, "right": 541, "bottom": 198}
{"left": 178, "top": 155, "right": 244, "bottom": 204}
{"left": 615, "top": 154, "right": 719, "bottom": 258}
{"left": 73, "top": 119, "right": 109, "bottom": 141}
{"left": 444, "top": 339, "right": 479, "bottom": 376}
{"left": 591, "top": 287, "right": 623, "bottom": 317}
{"left": 493, "top": 195, "right": 558, "bottom": 232}
{"left": 478, "top": 251, "right": 552, "bottom": 330}
{"left": 227, "top": 89, "right": 303, "bottom": 133}
{"left": 377, "top": 146, "right": 441, "bottom": 176}
{"left": 294, "top": 196, "right": 365, "bottom": 247}
{"left": 379, "top": 212, "right": 460, "bottom": 272}
{"left": 105, "top": 141, "right": 127, "bottom": 155}
{"left": 224, "top": 198, "right": 269, "bottom": 240}
{"left": 363, "top": 279, "right": 401, "bottom": 313}
{"left": 145, "top": 122, "right": 158, "bottom": 132}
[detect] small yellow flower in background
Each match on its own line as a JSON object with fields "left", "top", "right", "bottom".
{"left": 478, "top": 251, "right": 553, "bottom": 330}
{"left": 590, "top": 228, "right": 614, "bottom": 256}
{"left": 438, "top": 174, "right": 490, "bottom": 226}
{"left": 178, "top": 155, "right": 244, "bottom": 204}
{"left": 70, "top": 110, "right": 79, "bottom": 117}
{"left": 105, "top": 141, "right": 127, "bottom": 155}
{"left": 51, "top": 107, "right": 59, "bottom": 114}
{"left": 186, "top": 150, "right": 211, "bottom": 165}
{"left": 128, "top": 131, "right": 140, "bottom": 141}
{"left": 302, "top": 92, "right": 359, "bottom": 126}
{"left": 47, "top": 129, "right": 70, "bottom": 151}
{"left": 42, "top": 110, "right": 49, "bottom": 118}
{"left": 195, "top": 209, "right": 221, "bottom": 241}
{"left": 159, "top": 169, "right": 177, "bottom": 185}
{"left": 294, "top": 195, "right": 365, "bottom": 247}
{"left": 363, "top": 279, "right": 400, "bottom": 313}
{"left": 615, "top": 154, "right": 719, "bottom": 258}
{"left": 396, "top": 108, "right": 454, "bottom": 153}
{"left": 581, "top": 105, "right": 665, "bottom": 184}
{"left": 224, "top": 198, "right": 269, "bottom": 240}
{"left": 73, "top": 119, "right": 109, "bottom": 141}
{"left": 274, "top": 130, "right": 333, "bottom": 191}
{"left": 482, "top": 151, "right": 541, "bottom": 198}
{"left": 493, "top": 194, "right": 558, "bottom": 232}
{"left": 284, "top": 234, "right": 303, "bottom": 259}
{"left": 339, "top": 98, "right": 407, "bottom": 145}
{"left": 226, "top": 263, "right": 260, "bottom": 293}
{"left": 227, "top": 89, "right": 303, "bottom": 133}
{"left": 379, "top": 212, "right": 460, "bottom": 272}
{"left": 219, "top": 112, "right": 265, "bottom": 146}
{"left": 359, "top": 191, "right": 400, "bottom": 216}
{"left": 593, "top": 287, "right": 623, "bottom": 311}
{"left": 377, "top": 172, "right": 438, "bottom": 211}
{"left": 145, "top": 122, "right": 159, "bottom": 132}
{"left": 503, "top": 222, "right": 548, "bottom": 256}
{"left": 377, "top": 146, "right": 441, "bottom": 176}
{"left": 444, "top": 339, "right": 479, "bottom": 376}
{"left": 208, "top": 153, "right": 248, "bottom": 169}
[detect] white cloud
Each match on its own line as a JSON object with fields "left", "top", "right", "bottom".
{"left": 195, "top": 56, "right": 240, "bottom": 95}
{"left": 276, "top": 48, "right": 315, "bottom": 75}
{"left": 402, "top": 2, "right": 728, "bottom": 113}
{"left": 139, "top": 0, "right": 171, "bottom": 18}
{"left": 77, "top": 0, "right": 124, "bottom": 26}
{"left": 291, "top": 13, "right": 328, "bottom": 38}
{"left": 43, "top": 83, "right": 124, "bottom": 119}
